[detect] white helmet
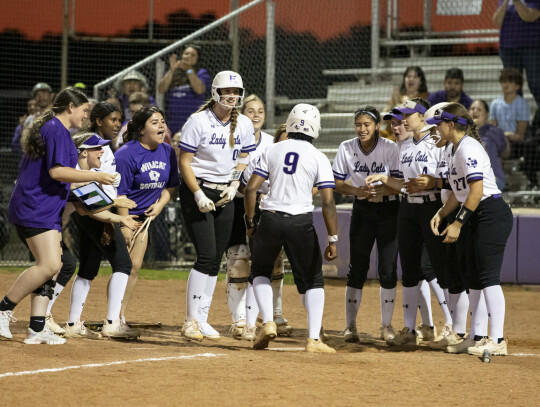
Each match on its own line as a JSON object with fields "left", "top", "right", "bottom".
{"left": 211, "top": 70, "right": 245, "bottom": 108}
{"left": 285, "top": 104, "right": 321, "bottom": 140}
{"left": 422, "top": 102, "right": 449, "bottom": 148}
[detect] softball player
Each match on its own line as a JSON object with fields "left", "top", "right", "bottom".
{"left": 0, "top": 87, "right": 115, "bottom": 344}
{"left": 428, "top": 103, "right": 513, "bottom": 356}
{"left": 244, "top": 104, "right": 338, "bottom": 353}
{"left": 115, "top": 106, "right": 179, "bottom": 327}
{"left": 366, "top": 98, "right": 448, "bottom": 346}
{"left": 332, "top": 106, "right": 400, "bottom": 343}
{"left": 178, "top": 71, "right": 255, "bottom": 341}
{"left": 226, "top": 94, "right": 286, "bottom": 338}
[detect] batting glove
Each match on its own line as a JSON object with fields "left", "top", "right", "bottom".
{"left": 194, "top": 190, "right": 216, "bottom": 213}
{"left": 112, "top": 172, "right": 122, "bottom": 188}
{"left": 216, "top": 181, "right": 239, "bottom": 207}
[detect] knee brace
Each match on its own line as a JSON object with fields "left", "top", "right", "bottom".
{"left": 33, "top": 279, "right": 56, "bottom": 299}
{"left": 226, "top": 244, "right": 250, "bottom": 284}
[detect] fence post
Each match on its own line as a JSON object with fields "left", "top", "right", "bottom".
{"left": 265, "top": 0, "right": 276, "bottom": 129}
{"left": 371, "top": 0, "right": 380, "bottom": 80}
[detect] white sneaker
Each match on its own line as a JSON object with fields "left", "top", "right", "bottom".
{"left": 64, "top": 321, "right": 101, "bottom": 340}
{"left": 380, "top": 325, "right": 396, "bottom": 341}
{"left": 200, "top": 322, "right": 220, "bottom": 340}
{"left": 45, "top": 314, "right": 66, "bottom": 336}
{"left": 387, "top": 327, "right": 416, "bottom": 346}
{"left": 468, "top": 337, "right": 508, "bottom": 356}
{"left": 343, "top": 326, "right": 359, "bottom": 343}
{"left": 24, "top": 327, "right": 66, "bottom": 345}
{"left": 102, "top": 319, "right": 140, "bottom": 339}
{"left": 181, "top": 319, "right": 203, "bottom": 341}
{"left": 0, "top": 310, "right": 16, "bottom": 339}
{"left": 275, "top": 315, "right": 292, "bottom": 336}
{"left": 446, "top": 336, "right": 476, "bottom": 354}
{"left": 242, "top": 324, "right": 256, "bottom": 341}
{"left": 416, "top": 324, "right": 437, "bottom": 344}
{"left": 306, "top": 338, "right": 336, "bottom": 353}
{"left": 229, "top": 320, "right": 245, "bottom": 339}
{"left": 428, "top": 331, "right": 463, "bottom": 349}
{"left": 433, "top": 323, "right": 452, "bottom": 342}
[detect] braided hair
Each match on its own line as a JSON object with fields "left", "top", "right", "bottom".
{"left": 22, "top": 87, "right": 88, "bottom": 159}
{"left": 196, "top": 98, "right": 239, "bottom": 148}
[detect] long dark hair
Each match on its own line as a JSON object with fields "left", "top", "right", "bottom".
{"left": 399, "top": 66, "right": 428, "bottom": 95}
{"left": 22, "top": 87, "right": 88, "bottom": 159}
{"left": 90, "top": 101, "right": 121, "bottom": 133}
{"left": 124, "top": 105, "right": 165, "bottom": 143}
{"left": 354, "top": 105, "right": 381, "bottom": 138}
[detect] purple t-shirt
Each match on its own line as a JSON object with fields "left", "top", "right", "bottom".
{"left": 427, "top": 90, "right": 473, "bottom": 110}
{"left": 499, "top": 0, "right": 540, "bottom": 48}
{"left": 8, "top": 117, "right": 78, "bottom": 231}
{"left": 166, "top": 68, "right": 211, "bottom": 134}
{"left": 115, "top": 139, "right": 179, "bottom": 215}
{"left": 479, "top": 123, "right": 506, "bottom": 185}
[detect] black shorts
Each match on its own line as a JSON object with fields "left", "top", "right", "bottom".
{"left": 15, "top": 224, "right": 53, "bottom": 244}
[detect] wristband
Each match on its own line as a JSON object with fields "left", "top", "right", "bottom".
{"left": 455, "top": 205, "right": 473, "bottom": 225}
{"left": 441, "top": 178, "right": 451, "bottom": 190}
{"left": 238, "top": 156, "right": 250, "bottom": 165}
{"left": 244, "top": 213, "right": 256, "bottom": 229}
{"left": 230, "top": 169, "right": 242, "bottom": 182}
{"left": 328, "top": 235, "right": 338, "bottom": 244}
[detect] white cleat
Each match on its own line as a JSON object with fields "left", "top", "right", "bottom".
{"left": 468, "top": 337, "right": 508, "bottom": 356}
{"left": 24, "top": 327, "right": 66, "bottom": 345}
{"left": 45, "top": 314, "right": 66, "bottom": 336}
{"left": 0, "top": 310, "right": 16, "bottom": 339}
{"left": 102, "top": 319, "right": 140, "bottom": 339}
{"left": 343, "top": 326, "right": 359, "bottom": 343}
{"left": 64, "top": 321, "right": 101, "bottom": 340}
{"left": 200, "top": 322, "right": 220, "bottom": 340}
{"left": 275, "top": 315, "right": 292, "bottom": 336}
{"left": 380, "top": 325, "right": 396, "bottom": 341}
{"left": 242, "top": 324, "right": 257, "bottom": 341}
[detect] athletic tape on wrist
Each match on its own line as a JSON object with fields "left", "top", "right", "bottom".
{"left": 455, "top": 205, "right": 473, "bottom": 224}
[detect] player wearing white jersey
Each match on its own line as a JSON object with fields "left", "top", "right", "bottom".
{"left": 366, "top": 99, "right": 449, "bottom": 346}
{"left": 178, "top": 71, "right": 256, "bottom": 341}
{"left": 244, "top": 104, "right": 338, "bottom": 353}
{"left": 225, "top": 95, "right": 284, "bottom": 339}
{"left": 332, "top": 106, "right": 400, "bottom": 343}
{"left": 428, "top": 104, "right": 513, "bottom": 356}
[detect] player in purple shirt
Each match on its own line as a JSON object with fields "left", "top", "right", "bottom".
{"left": 115, "top": 106, "right": 179, "bottom": 323}
{"left": 0, "top": 87, "right": 116, "bottom": 344}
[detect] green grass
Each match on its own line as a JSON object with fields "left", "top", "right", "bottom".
{"left": 0, "top": 266, "right": 297, "bottom": 284}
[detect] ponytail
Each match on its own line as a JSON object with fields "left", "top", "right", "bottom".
{"left": 443, "top": 103, "right": 485, "bottom": 150}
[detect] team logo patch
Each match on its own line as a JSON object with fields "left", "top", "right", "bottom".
{"left": 149, "top": 170, "right": 160, "bottom": 182}
{"left": 467, "top": 157, "right": 478, "bottom": 168}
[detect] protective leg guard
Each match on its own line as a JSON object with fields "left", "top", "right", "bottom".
{"left": 226, "top": 244, "right": 250, "bottom": 328}
{"left": 33, "top": 279, "right": 56, "bottom": 299}
{"left": 272, "top": 270, "right": 291, "bottom": 336}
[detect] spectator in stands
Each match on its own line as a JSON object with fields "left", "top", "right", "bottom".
{"left": 381, "top": 66, "right": 429, "bottom": 141}
{"left": 157, "top": 45, "right": 211, "bottom": 134}
{"left": 23, "top": 83, "right": 54, "bottom": 129}
{"left": 106, "top": 96, "right": 123, "bottom": 114}
{"left": 490, "top": 68, "right": 537, "bottom": 188}
{"left": 493, "top": 0, "right": 540, "bottom": 128}
{"left": 470, "top": 100, "right": 510, "bottom": 190}
{"left": 116, "top": 70, "right": 156, "bottom": 121}
{"left": 11, "top": 98, "right": 37, "bottom": 156}
{"left": 428, "top": 68, "right": 473, "bottom": 109}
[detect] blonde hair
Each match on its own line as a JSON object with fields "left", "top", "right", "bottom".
{"left": 241, "top": 94, "right": 264, "bottom": 114}
{"left": 196, "top": 98, "right": 239, "bottom": 148}
{"left": 72, "top": 131, "right": 95, "bottom": 150}
{"left": 442, "top": 103, "right": 485, "bottom": 148}
{"left": 274, "top": 123, "right": 287, "bottom": 143}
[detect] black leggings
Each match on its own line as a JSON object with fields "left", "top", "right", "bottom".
{"left": 71, "top": 213, "right": 132, "bottom": 281}
{"left": 347, "top": 198, "right": 398, "bottom": 290}
{"left": 179, "top": 182, "right": 235, "bottom": 276}
{"left": 56, "top": 242, "right": 77, "bottom": 287}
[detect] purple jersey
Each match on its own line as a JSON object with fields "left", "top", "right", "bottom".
{"left": 499, "top": 0, "right": 540, "bottom": 48}
{"left": 427, "top": 90, "right": 473, "bottom": 110}
{"left": 8, "top": 117, "right": 78, "bottom": 231}
{"left": 115, "top": 140, "right": 179, "bottom": 215}
{"left": 166, "top": 68, "right": 211, "bottom": 134}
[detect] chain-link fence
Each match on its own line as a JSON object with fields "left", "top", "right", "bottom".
{"left": 1, "top": 0, "right": 539, "bottom": 265}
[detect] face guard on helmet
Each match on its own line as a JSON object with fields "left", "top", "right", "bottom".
{"left": 421, "top": 102, "right": 449, "bottom": 148}
{"left": 285, "top": 104, "right": 321, "bottom": 140}
{"left": 211, "top": 71, "right": 245, "bottom": 109}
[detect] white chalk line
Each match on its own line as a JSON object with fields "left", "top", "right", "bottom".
{"left": 267, "top": 347, "right": 305, "bottom": 352}
{"left": 509, "top": 353, "right": 539, "bottom": 357}
{"left": 0, "top": 353, "right": 225, "bottom": 379}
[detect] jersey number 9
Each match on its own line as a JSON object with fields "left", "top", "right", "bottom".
{"left": 283, "top": 152, "right": 299, "bottom": 174}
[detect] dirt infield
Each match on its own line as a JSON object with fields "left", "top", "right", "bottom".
{"left": 1, "top": 272, "right": 539, "bottom": 406}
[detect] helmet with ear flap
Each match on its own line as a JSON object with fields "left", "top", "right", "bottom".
{"left": 285, "top": 103, "right": 321, "bottom": 140}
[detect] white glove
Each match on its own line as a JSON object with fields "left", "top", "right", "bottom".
{"left": 112, "top": 172, "right": 121, "bottom": 188}
{"left": 215, "top": 181, "right": 239, "bottom": 207}
{"left": 194, "top": 190, "right": 216, "bottom": 213}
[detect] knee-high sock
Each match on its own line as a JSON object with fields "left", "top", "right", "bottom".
{"left": 483, "top": 285, "right": 505, "bottom": 340}
{"left": 107, "top": 273, "right": 128, "bottom": 322}
{"left": 305, "top": 288, "right": 324, "bottom": 340}
{"left": 345, "top": 286, "right": 362, "bottom": 328}
{"left": 68, "top": 276, "right": 91, "bottom": 324}
{"left": 402, "top": 286, "right": 419, "bottom": 330}
{"left": 271, "top": 278, "right": 283, "bottom": 317}
{"left": 245, "top": 283, "right": 259, "bottom": 326}
{"left": 380, "top": 287, "right": 397, "bottom": 327}
{"left": 443, "top": 288, "right": 450, "bottom": 310}
{"left": 186, "top": 269, "right": 208, "bottom": 321}
{"left": 468, "top": 289, "right": 489, "bottom": 338}
{"left": 417, "top": 280, "right": 433, "bottom": 326}
{"left": 449, "top": 291, "right": 469, "bottom": 335}
{"left": 253, "top": 276, "right": 273, "bottom": 324}
{"left": 203, "top": 274, "right": 218, "bottom": 323}
{"left": 46, "top": 283, "right": 65, "bottom": 316}
{"left": 428, "top": 278, "right": 452, "bottom": 325}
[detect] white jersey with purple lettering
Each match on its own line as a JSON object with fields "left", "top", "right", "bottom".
{"left": 332, "top": 136, "right": 400, "bottom": 186}
{"left": 99, "top": 144, "right": 118, "bottom": 199}
{"left": 179, "top": 109, "right": 256, "bottom": 183}
{"left": 398, "top": 132, "right": 445, "bottom": 197}
{"left": 255, "top": 139, "right": 335, "bottom": 215}
{"left": 445, "top": 135, "right": 500, "bottom": 203}
{"left": 241, "top": 131, "right": 274, "bottom": 195}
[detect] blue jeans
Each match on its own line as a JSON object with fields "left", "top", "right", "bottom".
{"left": 499, "top": 46, "right": 540, "bottom": 107}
